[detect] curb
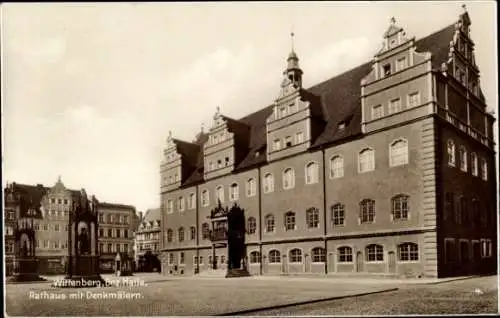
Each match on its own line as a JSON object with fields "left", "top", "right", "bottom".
{"left": 217, "top": 287, "right": 399, "bottom": 316}
{"left": 417, "top": 275, "right": 478, "bottom": 285}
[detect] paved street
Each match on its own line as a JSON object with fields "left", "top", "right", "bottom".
{"left": 5, "top": 274, "right": 497, "bottom": 316}
{"left": 240, "top": 275, "right": 498, "bottom": 315}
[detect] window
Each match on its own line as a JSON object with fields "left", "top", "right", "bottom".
{"left": 398, "top": 243, "right": 419, "bottom": 261}
{"left": 392, "top": 195, "right": 409, "bottom": 220}
{"left": 283, "top": 168, "right": 295, "bottom": 189}
{"left": 217, "top": 160, "right": 222, "bottom": 168}
{"left": 330, "top": 156, "right": 344, "bottom": 179}
{"left": 247, "top": 217, "right": 256, "bottom": 234}
{"left": 189, "top": 193, "right": 196, "bottom": 209}
{"left": 265, "top": 214, "right": 275, "bottom": 232}
{"left": 166, "top": 200, "right": 174, "bottom": 214}
{"left": 396, "top": 57, "right": 407, "bottom": 71}
{"left": 268, "top": 250, "right": 281, "bottom": 263}
{"left": 54, "top": 224, "right": 60, "bottom": 231}
{"left": 306, "top": 207, "right": 320, "bottom": 228}
{"left": 202, "top": 223, "right": 210, "bottom": 240}
{"left": 358, "top": 148, "right": 375, "bottom": 173}
{"left": 296, "top": 131, "right": 304, "bottom": 144}
{"left": 285, "top": 136, "right": 292, "bottom": 148}
{"left": 445, "top": 193, "right": 455, "bottom": 222}
{"left": 389, "top": 98, "right": 402, "bottom": 114}
{"left": 273, "top": 139, "right": 281, "bottom": 151}
{"left": 280, "top": 106, "right": 286, "bottom": 118}
{"left": 246, "top": 178, "right": 256, "bottom": 197}
{"left": 372, "top": 104, "right": 383, "bottom": 120}
{"left": 230, "top": 183, "right": 239, "bottom": 201}
{"left": 190, "top": 226, "right": 196, "bottom": 240}
{"left": 382, "top": 64, "right": 391, "bottom": 77}
{"left": 167, "top": 229, "right": 173, "bottom": 242}
{"left": 215, "top": 186, "right": 224, "bottom": 203}
{"left": 51, "top": 198, "right": 55, "bottom": 204}
{"left": 447, "top": 140, "right": 456, "bottom": 167}
{"left": 305, "top": 162, "right": 319, "bottom": 184}
{"left": 460, "top": 241, "right": 469, "bottom": 262}
{"left": 180, "top": 252, "right": 185, "bottom": 264}
{"left": 249, "top": 251, "right": 261, "bottom": 263}
{"left": 178, "top": 227, "right": 184, "bottom": 242}
{"left": 331, "top": 203, "right": 345, "bottom": 226}
{"left": 311, "top": 247, "right": 326, "bottom": 263}
{"left": 284, "top": 212, "right": 296, "bottom": 231}
{"left": 178, "top": 197, "right": 185, "bottom": 212}
{"left": 108, "top": 229, "right": 113, "bottom": 237}
{"left": 201, "top": 190, "right": 209, "bottom": 207}
{"left": 124, "top": 229, "right": 128, "bottom": 238}
{"left": 169, "top": 253, "right": 174, "bottom": 265}
{"left": 366, "top": 244, "right": 384, "bottom": 262}
{"left": 116, "top": 243, "right": 121, "bottom": 252}
{"left": 360, "top": 199, "right": 375, "bottom": 223}
{"left": 116, "top": 229, "right": 121, "bottom": 238}
{"left": 288, "top": 102, "right": 296, "bottom": 114}
{"left": 289, "top": 249, "right": 303, "bottom": 263}
{"left": 338, "top": 246, "right": 353, "bottom": 262}
{"left": 263, "top": 173, "right": 274, "bottom": 193}
{"left": 471, "top": 153, "right": 478, "bottom": 176}
{"left": 481, "top": 159, "right": 488, "bottom": 180}
{"left": 460, "top": 197, "right": 468, "bottom": 224}
{"left": 408, "top": 92, "right": 420, "bottom": 107}
{"left": 459, "top": 146, "right": 467, "bottom": 172}
{"left": 390, "top": 139, "right": 408, "bottom": 166}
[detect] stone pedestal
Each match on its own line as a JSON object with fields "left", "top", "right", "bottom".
{"left": 7, "top": 257, "right": 46, "bottom": 282}
{"left": 59, "top": 255, "right": 105, "bottom": 288}
{"left": 225, "top": 268, "right": 250, "bottom": 278}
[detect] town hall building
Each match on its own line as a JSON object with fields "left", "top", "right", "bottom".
{"left": 159, "top": 7, "right": 497, "bottom": 278}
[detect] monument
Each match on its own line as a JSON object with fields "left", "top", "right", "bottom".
{"left": 208, "top": 200, "right": 250, "bottom": 278}
{"left": 8, "top": 198, "right": 45, "bottom": 282}
{"left": 61, "top": 189, "right": 104, "bottom": 287}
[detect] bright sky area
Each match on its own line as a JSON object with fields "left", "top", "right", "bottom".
{"left": 1, "top": 2, "right": 497, "bottom": 212}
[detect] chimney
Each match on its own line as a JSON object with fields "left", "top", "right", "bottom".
{"left": 36, "top": 184, "right": 44, "bottom": 188}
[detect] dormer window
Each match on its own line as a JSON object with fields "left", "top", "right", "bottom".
{"left": 288, "top": 102, "right": 296, "bottom": 114}
{"left": 217, "top": 160, "right": 222, "bottom": 168}
{"left": 396, "top": 57, "right": 407, "bottom": 71}
{"left": 382, "top": 64, "right": 391, "bottom": 77}
{"left": 213, "top": 135, "right": 218, "bottom": 144}
{"left": 225, "top": 157, "right": 230, "bottom": 166}
{"left": 273, "top": 139, "right": 281, "bottom": 151}
{"left": 390, "top": 39, "right": 397, "bottom": 48}
{"left": 280, "top": 106, "right": 286, "bottom": 118}
{"left": 285, "top": 136, "right": 292, "bottom": 148}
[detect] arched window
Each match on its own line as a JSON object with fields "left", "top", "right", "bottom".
{"left": 249, "top": 251, "right": 261, "bottom": 263}
{"left": 263, "top": 173, "right": 274, "bottom": 193}
{"left": 330, "top": 155, "right": 344, "bottom": 178}
{"left": 459, "top": 146, "right": 468, "bottom": 172}
{"left": 391, "top": 195, "right": 409, "bottom": 220}
{"left": 366, "top": 244, "right": 384, "bottom": 262}
{"left": 230, "top": 183, "right": 239, "bottom": 201}
{"left": 247, "top": 217, "right": 257, "bottom": 234}
{"left": 359, "top": 199, "right": 375, "bottom": 223}
{"left": 471, "top": 152, "right": 478, "bottom": 176}
{"left": 289, "top": 248, "right": 303, "bottom": 263}
{"left": 358, "top": 148, "right": 375, "bottom": 172}
{"left": 284, "top": 211, "right": 296, "bottom": 231}
{"left": 215, "top": 185, "right": 224, "bottom": 203}
{"left": 268, "top": 250, "right": 281, "bottom": 263}
{"left": 190, "top": 226, "right": 196, "bottom": 240}
{"left": 188, "top": 193, "right": 196, "bottom": 209}
{"left": 201, "top": 189, "right": 209, "bottom": 207}
{"left": 178, "top": 196, "right": 185, "bottom": 212}
{"left": 337, "top": 246, "right": 353, "bottom": 262}
{"left": 283, "top": 168, "right": 295, "bottom": 189}
{"left": 390, "top": 139, "right": 408, "bottom": 166}
{"left": 178, "top": 227, "right": 184, "bottom": 242}
{"left": 306, "top": 207, "right": 319, "bottom": 228}
{"left": 265, "top": 214, "right": 275, "bottom": 232}
{"left": 311, "top": 247, "right": 326, "bottom": 263}
{"left": 398, "top": 243, "right": 419, "bottom": 261}
{"left": 167, "top": 229, "right": 173, "bottom": 243}
{"left": 331, "top": 203, "right": 345, "bottom": 226}
{"left": 201, "top": 223, "right": 210, "bottom": 240}
{"left": 305, "top": 162, "right": 319, "bottom": 184}
{"left": 447, "top": 140, "right": 456, "bottom": 167}
{"left": 246, "top": 178, "right": 256, "bottom": 197}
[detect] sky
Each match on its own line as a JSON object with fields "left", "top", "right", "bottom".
{"left": 1, "top": 1, "right": 497, "bottom": 213}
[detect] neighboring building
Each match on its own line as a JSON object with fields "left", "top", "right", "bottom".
{"left": 3, "top": 178, "right": 137, "bottom": 274}
{"left": 160, "top": 9, "right": 496, "bottom": 279}
{"left": 98, "top": 202, "right": 137, "bottom": 272}
{"left": 134, "top": 208, "right": 161, "bottom": 272}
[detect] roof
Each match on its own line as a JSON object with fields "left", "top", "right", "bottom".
{"left": 98, "top": 202, "right": 136, "bottom": 211}
{"left": 176, "top": 22, "right": 468, "bottom": 188}
{"left": 142, "top": 208, "right": 161, "bottom": 223}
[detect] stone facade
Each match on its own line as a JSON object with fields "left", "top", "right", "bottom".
{"left": 134, "top": 208, "right": 161, "bottom": 272}
{"left": 159, "top": 9, "right": 496, "bottom": 278}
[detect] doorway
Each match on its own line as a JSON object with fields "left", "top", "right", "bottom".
{"left": 356, "top": 251, "right": 363, "bottom": 272}
{"left": 388, "top": 251, "right": 396, "bottom": 274}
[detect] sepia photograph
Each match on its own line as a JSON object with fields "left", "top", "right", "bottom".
{"left": 1, "top": 1, "right": 498, "bottom": 316}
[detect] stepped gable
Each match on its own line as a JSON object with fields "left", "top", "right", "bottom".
{"left": 179, "top": 22, "right": 459, "bottom": 186}
{"left": 7, "top": 183, "right": 47, "bottom": 218}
